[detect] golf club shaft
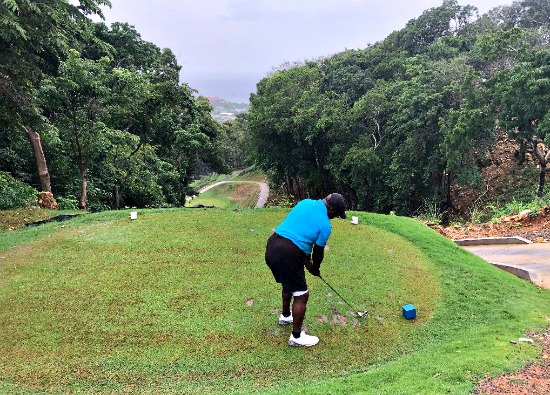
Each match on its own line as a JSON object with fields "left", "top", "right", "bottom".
{"left": 319, "top": 275, "right": 360, "bottom": 314}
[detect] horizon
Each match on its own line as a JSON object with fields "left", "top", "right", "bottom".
{"left": 97, "top": 1, "right": 512, "bottom": 104}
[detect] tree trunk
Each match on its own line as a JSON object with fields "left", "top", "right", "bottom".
{"left": 532, "top": 139, "right": 549, "bottom": 199}
{"left": 112, "top": 184, "right": 120, "bottom": 210}
{"left": 445, "top": 170, "right": 452, "bottom": 210}
{"left": 79, "top": 166, "right": 88, "bottom": 210}
{"left": 285, "top": 173, "right": 292, "bottom": 196}
{"left": 536, "top": 163, "right": 546, "bottom": 199}
{"left": 518, "top": 140, "right": 527, "bottom": 164}
{"left": 26, "top": 128, "right": 52, "bottom": 192}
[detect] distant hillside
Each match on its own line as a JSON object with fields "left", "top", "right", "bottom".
{"left": 208, "top": 97, "right": 249, "bottom": 121}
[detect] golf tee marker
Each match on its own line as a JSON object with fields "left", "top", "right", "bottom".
{"left": 402, "top": 304, "right": 416, "bottom": 320}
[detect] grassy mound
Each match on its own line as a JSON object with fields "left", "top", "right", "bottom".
{"left": 0, "top": 209, "right": 549, "bottom": 394}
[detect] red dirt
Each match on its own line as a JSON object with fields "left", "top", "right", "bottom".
{"left": 431, "top": 207, "right": 550, "bottom": 243}
{"left": 473, "top": 331, "right": 550, "bottom": 395}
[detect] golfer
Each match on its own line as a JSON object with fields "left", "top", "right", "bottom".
{"left": 265, "top": 193, "right": 347, "bottom": 347}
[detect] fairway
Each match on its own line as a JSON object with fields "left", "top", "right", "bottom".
{"left": 192, "top": 181, "right": 261, "bottom": 208}
{"left": 1, "top": 209, "right": 549, "bottom": 394}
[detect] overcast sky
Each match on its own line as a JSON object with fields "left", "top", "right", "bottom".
{"left": 98, "top": 1, "right": 511, "bottom": 102}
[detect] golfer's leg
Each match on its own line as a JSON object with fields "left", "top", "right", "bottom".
{"left": 282, "top": 289, "right": 292, "bottom": 316}
{"left": 292, "top": 292, "right": 309, "bottom": 333}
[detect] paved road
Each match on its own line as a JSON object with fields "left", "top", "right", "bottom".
{"left": 463, "top": 243, "right": 550, "bottom": 290}
{"left": 197, "top": 180, "right": 269, "bottom": 208}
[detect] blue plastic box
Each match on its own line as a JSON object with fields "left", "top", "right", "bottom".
{"left": 402, "top": 304, "right": 416, "bottom": 320}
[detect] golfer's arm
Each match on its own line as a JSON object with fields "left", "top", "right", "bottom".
{"left": 311, "top": 244, "right": 324, "bottom": 268}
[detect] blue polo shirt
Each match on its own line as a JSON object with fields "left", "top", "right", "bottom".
{"left": 275, "top": 199, "right": 332, "bottom": 255}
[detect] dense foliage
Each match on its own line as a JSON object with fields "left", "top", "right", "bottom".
{"left": 0, "top": 0, "right": 236, "bottom": 210}
{"left": 0, "top": 171, "right": 37, "bottom": 209}
{"left": 248, "top": 0, "right": 550, "bottom": 218}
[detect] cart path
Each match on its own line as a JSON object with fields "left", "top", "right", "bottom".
{"left": 198, "top": 181, "right": 269, "bottom": 208}
{"left": 463, "top": 243, "right": 550, "bottom": 290}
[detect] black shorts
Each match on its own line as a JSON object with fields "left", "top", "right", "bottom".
{"left": 265, "top": 233, "right": 309, "bottom": 294}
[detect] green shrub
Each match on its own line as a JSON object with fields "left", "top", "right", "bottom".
{"left": 0, "top": 172, "right": 37, "bottom": 209}
{"left": 56, "top": 196, "right": 78, "bottom": 210}
{"left": 415, "top": 198, "right": 443, "bottom": 224}
{"left": 485, "top": 197, "right": 549, "bottom": 223}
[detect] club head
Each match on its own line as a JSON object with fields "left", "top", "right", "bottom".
{"left": 357, "top": 311, "right": 368, "bottom": 318}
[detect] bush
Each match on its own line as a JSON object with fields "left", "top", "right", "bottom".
{"left": 0, "top": 172, "right": 38, "bottom": 209}
{"left": 56, "top": 196, "right": 78, "bottom": 210}
{"left": 415, "top": 198, "right": 443, "bottom": 225}
{"left": 485, "top": 196, "right": 550, "bottom": 223}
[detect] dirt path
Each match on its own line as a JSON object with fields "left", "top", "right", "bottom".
{"left": 198, "top": 181, "right": 269, "bottom": 208}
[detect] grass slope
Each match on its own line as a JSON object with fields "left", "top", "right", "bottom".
{"left": 0, "top": 209, "right": 549, "bottom": 395}
{"left": 191, "top": 182, "right": 260, "bottom": 209}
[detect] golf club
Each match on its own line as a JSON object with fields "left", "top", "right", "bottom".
{"left": 318, "top": 275, "right": 368, "bottom": 318}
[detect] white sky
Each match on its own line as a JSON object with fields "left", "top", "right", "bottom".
{"left": 97, "top": 1, "right": 511, "bottom": 102}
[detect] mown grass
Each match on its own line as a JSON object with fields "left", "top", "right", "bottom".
{"left": 0, "top": 208, "right": 84, "bottom": 252}
{"left": 0, "top": 209, "right": 549, "bottom": 394}
{"left": 189, "top": 171, "right": 239, "bottom": 192}
{"left": 232, "top": 168, "right": 267, "bottom": 182}
{"left": 192, "top": 182, "right": 261, "bottom": 208}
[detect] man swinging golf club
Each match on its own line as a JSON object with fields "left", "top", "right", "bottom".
{"left": 265, "top": 193, "right": 346, "bottom": 347}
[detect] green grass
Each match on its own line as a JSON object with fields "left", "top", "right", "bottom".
{"left": 0, "top": 208, "right": 84, "bottom": 252}
{"left": 189, "top": 171, "right": 239, "bottom": 192}
{"left": 232, "top": 168, "right": 267, "bottom": 182}
{"left": 192, "top": 182, "right": 261, "bottom": 208}
{"left": 0, "top": 209, "right": 549, "bottom": 394}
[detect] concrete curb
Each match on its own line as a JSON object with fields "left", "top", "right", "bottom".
{"left": 457, "top": 236, "right": 548, "bottom": 288}
{"left": 491, "top": 262, "right": 543, "bottom": 286}
{"left": 454, "top": 236, "right": 532, "bottom": 246}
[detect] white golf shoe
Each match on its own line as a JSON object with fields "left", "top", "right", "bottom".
{"left": 288, "top": 331, "right": 319, "bottom": 347}
{"left": 278, "top": 313, "right": 293, "bottom": 325}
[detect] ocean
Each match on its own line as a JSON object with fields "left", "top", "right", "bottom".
{"left": 182, "top": 72, "right": 265, "bottom": 104}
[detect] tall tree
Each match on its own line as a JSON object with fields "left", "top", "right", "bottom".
{"left": 92, "top": 22, "right": 221, "bottom": 206}
{"left": 220, "top": 113, "right": 251, "bottom": 169}
{"left": 40, "top": 50, "right": 111, "bottom": 209}
{"left": 519, "top": 0, "right": 550, "bottom": 27}
{"left": 488, "top": 49, "right": 550, "bottom": 198}
{"left": 249, "top": 62, "right": 345, "bottom": 198}
{"left": 0, "top": 0, "right": 110, "bottom": 193}
{"left": 389, "top": 0, "right": 477, "bottom": 56}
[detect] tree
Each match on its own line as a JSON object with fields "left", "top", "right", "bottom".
{"left": 40, "top": 50, "right": 111, "bottom": 209}
{"left": 249, "top": 62, "right": 347, "bottom": 198}
{"left": 91, "top": 22, "right": 220, "bottom": 207}
{"left": 483, "top": 0, "right": 550, "bottom": 29}
{"left": 350, "top": 80, "right": 392, "bottom": 150}
{"left": 519, "top": 0, "right": 550, "bottom": 28}
{"left": 220, "top": 113, "right": 250, "bottom": 169}
{"left": 439, "top": 68, "right": 494, "bottom": 213}
{"left": 389, "top": 0, "right": 477, "bottom": 56}
{"left": 249, "top": 66, "right": 316, "bottom": 197}
{"left": 488, "top": 49, "right": 550, "bottom": 198}
{"left": 0, "top": 0, "right": 110, "bottom": 194}
{"left": 319, "top": 49, "right": 374, "bottom": 104}
{"left": 484, "top": 3, "right": 523, "bottom": 29}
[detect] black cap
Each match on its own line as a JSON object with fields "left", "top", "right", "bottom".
{"left": 327, "top": 193, "right": 347, "bottom": 219}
